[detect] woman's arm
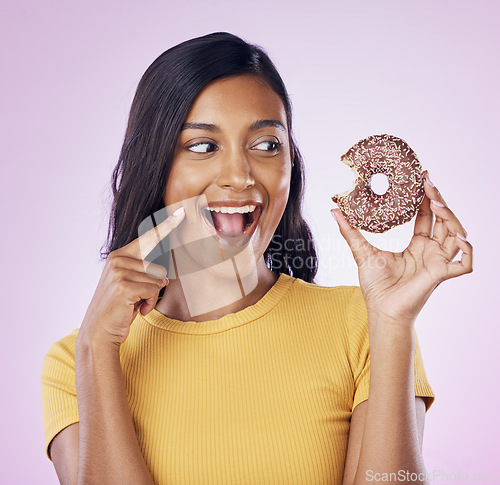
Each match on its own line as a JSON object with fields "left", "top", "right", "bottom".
{"left": 49, "top": 329, "right": 156, "bottom": 485}
{"left": 331, "top": 172, "right": 472, "bottom": 485}
{"left": 50, "top": 423, "right": 79, "bottom": 485}
{"left": 343, "top": 397, "right": 426, "bottom": 485}
{"left": 48, "top": 209, "right": 185, "bottom": 484}
{"left": 344, "top": 318, "right": 428, "bottom": 485}
{"left": 74, "top": 328, "right": 155, "bottom": 485}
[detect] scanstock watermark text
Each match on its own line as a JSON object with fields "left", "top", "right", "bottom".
{"left": 366, "top": 469, "right": 499, "bottom": 482}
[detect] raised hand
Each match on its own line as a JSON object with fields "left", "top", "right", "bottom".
{"left": 330, "top": 171, "right": 473, "bottom": 327}
{"left": 78, "top": 207, "right": 185, "bottom": 346}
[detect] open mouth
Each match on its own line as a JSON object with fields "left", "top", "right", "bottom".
{"left": 200, "top": 205, "right": 263, "bottom": 244}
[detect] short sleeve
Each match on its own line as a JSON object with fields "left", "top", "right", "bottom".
{"left": 41, "top": 329, "right": 80, "bottom": 461}
{"left": 346, "top": 287, "right": 435, "bottom": 413}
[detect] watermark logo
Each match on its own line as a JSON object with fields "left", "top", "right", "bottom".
{"left": 366, "top": 469, "right": 500, "bottom": 483}
{"left": 138, "top": 195, "right": 258, "bottom": 317}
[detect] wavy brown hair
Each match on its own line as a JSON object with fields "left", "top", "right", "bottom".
{"left": 100, "top": 32, "right": 318, "bottom": 283}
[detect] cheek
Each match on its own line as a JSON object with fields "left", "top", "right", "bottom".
{"left": 274, "top": 179, "right": 290, "bottom": 215}
{"left": 271, "top": 165, "right": 291, "bottom": 204}
{"left": 164, "top": 164, "right": 209, "bottom": 206}
{"left": 264, "top": 167, "right": 291, "bottom": 226}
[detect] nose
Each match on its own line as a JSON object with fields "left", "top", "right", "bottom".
{"left": 215, "top": 149, "right": 255, "bottom": 191}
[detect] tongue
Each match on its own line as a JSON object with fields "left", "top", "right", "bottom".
{"left": 211, "top": 212, "right": 246, "bottom": 234}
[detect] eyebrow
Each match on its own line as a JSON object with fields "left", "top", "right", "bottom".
{"left": 180, "top": 119, "right": 286, "bottom": 133}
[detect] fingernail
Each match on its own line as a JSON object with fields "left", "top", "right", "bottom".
{"left": 173, "top": 207, "right": 185, "bottom": 217}
{"left": 162, "top": 277, "right": 169, "bottom": 286}
{"left": 456, "top": 233, "right": 467, "bottom": 242}
{"left": 431, "top": 199, "right": 445, "bottom": 207}
{"left": 330, "top": 209, "right": 338, "bottom": 222}
{"left": 425, "top": 172, "right": 435, "bottom": 187}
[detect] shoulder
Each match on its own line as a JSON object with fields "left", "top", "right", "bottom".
{"left": 41, "top": 329, "right": 80, "bottom": 383}
{"left": 41, "top": 329, "right": 80, "bottom": 462}
{"left": 44, "top": 328, "right": 80, "bottom": 358}
{"left": 286, "top": 274, "right": 359, "bottom": 296}
{"left": 283, "top": 275, "right": 367, "bottom": 329}
{"left": 287, "top": 275, "right": 363, "bottom": 314}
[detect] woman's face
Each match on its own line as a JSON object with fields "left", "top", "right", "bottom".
{"left": 164, "top": 73, "right": 292, "bottom": 274}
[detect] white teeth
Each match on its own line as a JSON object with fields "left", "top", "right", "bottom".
{"left": 207, "top": 205, "right": 257, "bottom": 214}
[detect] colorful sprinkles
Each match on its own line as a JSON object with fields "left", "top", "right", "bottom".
{"left": 331, "top": 134, "right": 425, "bottom": 233}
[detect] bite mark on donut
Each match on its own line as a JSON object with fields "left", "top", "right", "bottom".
{"left": 331, "top": 134, "right": 425, "bottom": 233}
{"left": 331, "top": 156, "right": 360, "bottom": 198}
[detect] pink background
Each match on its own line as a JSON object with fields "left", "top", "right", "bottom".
{"left": 1, "top": 0, "right": 498, "bottom": 483}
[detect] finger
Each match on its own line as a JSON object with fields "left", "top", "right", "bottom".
{"left": 413, "top": 194, "right": 433, "bottom": 238}
{"left": 107, "top": 254, "right": 168, "bottom": 280}
{"left": 115, "top": 268, "right": 168, "bottom": 316}
{"left": 430, "top": 200, "right": 449, "bottom": 245}
{"left": 429, "top": 201, "right": 468, "bottom": 257}
{"left": 132, "top": 282, "right": 169, "bottom": 314}
{"left": 113, "top": 266, "right": 168, "bottom": 289}
{"left": 139, "top": 298, "right": 158, "bottom": 316}
{"left": 139, "top": 282, "right": 167, "bottom": 316}
{"left": 423, "top": 171, "right": 448, "bottom": 206}
{"left": 424, "top": 171, "right": 468, "bottom": 240}
{"left": 331, "top": 208, "right": 377, "bottom": 266}
{"left": 134, "top": 285, "right": 167, "bottom": 314}
{"left": 424, "top": 171, "right": 467, "bottom": 241}
{"left": 117, "top": 279, "right": 165, "bottom": 309}
{"left": 423, "top": 171, "right": 448, "bottom": 244}
{"left": 441, "top": 234, "right": 473, "bottom": 281}
{"left": 122, "top": 206, "right": 185, "bottom": 259}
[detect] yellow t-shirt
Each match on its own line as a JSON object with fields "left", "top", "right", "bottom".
{"left": 41, "top": 273, "right": 435, "bottom": 484}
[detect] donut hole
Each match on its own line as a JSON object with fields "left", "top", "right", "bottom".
{"left": 369, "top": 173, "right": 389, "bottom": 195}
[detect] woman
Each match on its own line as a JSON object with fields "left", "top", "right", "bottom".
{"left": 41, "top": 32, "right": 472, "bottom": 485}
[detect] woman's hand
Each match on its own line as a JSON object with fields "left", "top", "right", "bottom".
{"left": 330, "top": 171, "right": 473, "bottom": 327}
{"left": 78, "top": 207, "right": 185, "bottom": 346}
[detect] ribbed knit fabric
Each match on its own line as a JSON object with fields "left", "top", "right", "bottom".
{"left": 41, "top": 273, "right": 435, "bottom": 484}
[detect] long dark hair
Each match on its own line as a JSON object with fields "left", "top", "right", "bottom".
{"left": 100, "top": 32, "right": 318, "bottom": 283}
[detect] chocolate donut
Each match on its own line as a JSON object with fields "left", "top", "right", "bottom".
{"left": 331, "top": 134, "right": 425, "bottom": 234}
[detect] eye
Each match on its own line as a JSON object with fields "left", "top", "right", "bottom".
{"left": 187, "top": 141, "right": 218, "bottom": 153}
{"left": 251, "top": 140, "right": 283, "bottom": 152}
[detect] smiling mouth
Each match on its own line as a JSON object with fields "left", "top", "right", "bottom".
{"left": 200, "top": 206, "right": 263, "bottom": 244}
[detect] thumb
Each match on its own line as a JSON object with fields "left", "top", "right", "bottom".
{"left": 330, "top": 208, "right": 376, "bottom": 266}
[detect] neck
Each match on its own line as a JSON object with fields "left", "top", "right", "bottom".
{"left": 154, "top": 254, "right": 279, "bottom": 323}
